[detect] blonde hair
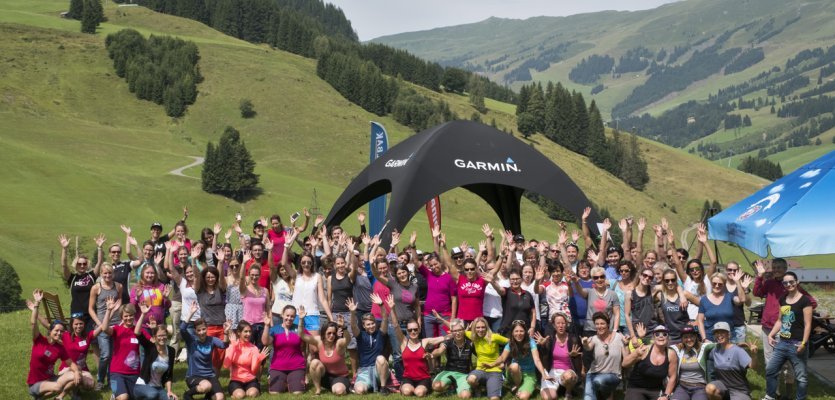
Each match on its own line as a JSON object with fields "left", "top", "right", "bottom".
{"left": 121, "top": 303, "right": 136, "bottom": 317}
{"left": 590, "top": 266, "right": 606, "bottom": 279}
{"left": 470, "top": 317, "right": 494, "bottom": 344}
{"left": 710, "top": 272, "right": 728, "bottom": 285}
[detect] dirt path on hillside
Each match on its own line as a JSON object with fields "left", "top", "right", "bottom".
{"left": 169, "top": 156, "right": 204, "bottom": 178}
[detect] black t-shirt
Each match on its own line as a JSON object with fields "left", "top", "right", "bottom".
{"left": 442, "top": 338, "right": 474, "bottom": 374}
{"left": 67, "top": 272, "right": 97, "bottom": 316}
{"left": 730, "top": 288, "right": 746, "bottom": 327}
{"left": 112, "top": 261, "right": 133, "bottom": 304}
{"left": 153, "top": 234, "right": 170, "bottom": 257}
{"left": 330, "top": 274, "right": 353, "bottom": 313}
{"left": 499, "top": 289, "right": 534, "bottom": 334}
{"left": 778, "top": 294, "right": 812, "bottom": 341}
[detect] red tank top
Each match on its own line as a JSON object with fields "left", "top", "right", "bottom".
{"left": 402, "top": 342, "right": 430, "bottom": 380}
{"left": 318, "top": 343, "right": 349, "bottom": 377}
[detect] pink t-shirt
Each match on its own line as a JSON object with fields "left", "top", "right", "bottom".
{"left": 27, "top": 335, "right": 69, "bottom": 385}
{"left": 551, "top": 338, "right": 573, "bottom": 370}
{"left": 267, "top": 229, "right": 287, "bottom": 265}
{"left": 419, "top": 265, "right": 456, "bottom": 316}
{"left": 130, "top": 283, "right": 170, "bottom": 327}
{"left": 269, "top": 327, "right": 306, "bottom": 371}
{"left": 457, "top": 275, "right": 487, "bottom": 321}
{"left": 110, "top": 325, "right": 141, "bottom": 375}
{"left": 242, "top": 288, "right": 267, "bottom": 324}
{"left": 60, "top": 331, "right": 96, "bottom": 371}
{"left": 371, "top": 281, "right": 391, "bottom": 320}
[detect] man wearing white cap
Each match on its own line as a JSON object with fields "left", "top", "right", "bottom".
{"left": 705, "top": 322, "right": 758, "bottom": 400}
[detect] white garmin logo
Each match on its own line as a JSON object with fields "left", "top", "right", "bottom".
{"left": 454, "top": 157, "right": 521, "bottom": 172}
{"left": 384, "top": 152, "right": 415, "bottom": 168}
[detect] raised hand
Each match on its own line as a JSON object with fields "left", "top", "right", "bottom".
{"left": 346, "top": 298, "right": 358, "bottom": 312}
{"left": 653, "top": 225, "right": 663, "bottom": 238}
{"left": 259, "top": 216, "right": 268, "bottom": 228}
{"left": 183, "top": 206, "right": 189, "bottom": 220}
{"left": 602, "top": 218, "right": 612, "bottom": 232}
{"left": 139, "top": 303, "right": 151, "bottom": 315}
{"left": 242, "top": 249, "right": 252, "bottom": 264}
{"left": 33, "top": 289, "right": 44, "bottom": 303}
{"left": 263, "top": 313, "right": 272, "bottom": 326}
{"left": 190, "top": 246, "right": 201, "bottom": 259}
{"left": 637, "top": 217, "right": 646, "bottom": 232}
{"left": 409, "top": 231, "right": 417, "bottom": 246}
{"left": 298, "top": 305, "right": 307, "bottom": 320}
{"left": 105, "top": 296, "right": 119, "bottom": 311}
{"left": 357, "top": 211, "right": 366, "bottom": 225}
{"left": 315, "top": 214, "right": 325, "bottom": 227}
{"left": 263, "top": 239, "right": 274, "bottom": 252}
{"left": 754, "top": 260, "right": 766, "bottom": 276}
{"left": 558, "top": 230, "right": 568, "bottom": 246}
{"left": 740, "top": 274, "right": 753, "bottom": 289}
{"left": 26, "top": 299, "right": 37, "bottom": 312}
{"left": 661, "top": 217, "right": 669, "bottom": 231}
{"left": 431, "top": 226, "right": 441, "bottom": 239}
{"left": 224, "top": 229, "right": 232, "bottom": 242}
{"left": 390, "top": 231, "right": 401, "bottom": 247}
{"left": 697, "top": 223, "right": 708, "bottom": 243}
{"left": 303, "top": 208, "right": 310, "bottom": 219}
{"left": 569, "top": 344, "right": 583, "bottom": 358}
{"left": 532, "top": 331, "right": 548, "bottom": 346}
{"left": 58, "top": 234, "right": 70, "bottom": 249}
{"left": 370, "top": 293, "right": 383, "bottom": 305}
{"left": 233, "top": 223, "right": 243, "bottom": 235}
{"left": 94, "top": 233, "right": 106, "bottom": 248}
{"left": 120, "top": 225, "right": 132, "bottom": 236}
{"left": 361, "top": 233, "right": 371, "bottom": 246}
{"left": 482, "top": 224, "right": 493, "bottom": 238}
{"left": 460, "top": 241, "right": 470, "bottom": 254}
{"left": 148, "top": 315, "right": 158, "bottom": 330}
{"left": 582, "top": 207, "right": 591, "bottom": 222}
{"left": 480, "top": 272, "right": 494, "bottom": 283}
{"left": 189, "top": 300, "right": 199, "bottom": 316}
{"left": 635, "top": 322, "right": 646, "bottom": 338}
{"left": 154, "top": 253, "right": 164, "bottom": 266}
{"left": 385, "top": 294, "right": 395, "bottom": 309}
{"left": 571, "top": 230, "right": 580, "bottom": 243}
{"left": 163, "top": 284, "right": 172, "bottom": 298}
{"left": 337, "top": 314, "right": 345, "bottom": 327}
{"left": 535, "top": 264, "right": 547, "bottom": 281}
{"left": 581, "top": 336, "right": 591, "bottom": 347}
{"left": 213, "top": 223, "right": 222, "bottom": 235}
{"left": 478, "top": 240, "right": 487, "bottom": 254}
{"left": 618, "top": 219, "right": 628, "bottom": 233}
{"left": 128, "top": 236, "right": 138, "bottom": 247}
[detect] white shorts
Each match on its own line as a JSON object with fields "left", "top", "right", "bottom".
{"left": 541, "top": 368, "right": 572, "bottom": 391}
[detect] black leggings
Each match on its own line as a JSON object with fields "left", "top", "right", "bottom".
{"left": 625, "top": 387, "right": 663, "bottom": 400}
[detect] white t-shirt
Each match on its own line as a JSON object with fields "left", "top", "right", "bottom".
{"left": 483, "top": 277, "right": 510, "bottom": 318}
{"left": 179, "top": 278, "right": 200, "bottom": 321}
{"left": 684, "top": 276, "right": 711, "bottom": 320}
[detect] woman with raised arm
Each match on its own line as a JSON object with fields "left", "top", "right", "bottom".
{"left": 611, "top": 259, "right": 639, "bottom": 335}
{"left": 223, "top": 252, "right": 243, "bottom": 329}
{"left": 56, "top": 304, "right": 115, "bottom": 397}
{"left": 422, "top": 229, "right": 458, "bottom": 338}
{"left": 764, "top": 271, "right": 813, "bottom": 400}
{"left": 536, "top": 313, "right": 582, "bottom": 400}
{"left": 224, "top": 320, "right": 269, "bottom": 399}
{"left": 190, "top": 240, "right": 214, "bottom": 271}
{"left": 488, "top": 320, "right": 551, "bottom": 400}
{"left": 464, "top": 317, "right": 509, "bottom": 400}
{"left": 180, "top": 301, "right": 230, "bottom": 400}
{"left": 59, "top": 234, "right": 100, "bottom": 333}
{"left": 325, "top": 239, "right": 359, "bottom": 375}
{"left": 484, "top": 268, "right": 536, "bottom": 337}
{"left": 571, "top": 266, "right": 620, "bottom": 336}
{"left": 669, "top": 225, "right": 715, "bottom": 322}
{"left": 291, "top": 232, "right": 329, "bottom": 336}
{"left": 262, "top": 304, "right": 317, "bottom": 394}
{"left": 371, "top": 256, "right": 421, "bottom": 382}
{"left": 581, "top": 312, "right": 625, "bottom": 400}
{"left": 27, "top": 289, "right": 82, "bottom": 400}
{"left": 696, "top": 273, "right": 745, "bottom": 342}
{"left": 134, "top": 305, "right": 178, "bottom": 400}
{"left": 724, "top": 261, "right": 753, "bottom": 344}
{"left": 391, "top": 298, "right": 449, "bottom": 397}
{"left": 656, "top": 269, "right": 691, "bottom": 344}
{"left": 269, "top": 229, "right": 297, "bottom": 327}
{"left": 89, "top": 262, "right": 124, "bottom": 389}
{"left": 309, "top": 302, "right": 355, "bottom": 396}
{"left": 430, "top": 318, "right": 475, "bottom": 399}
{"left": 102, "top": 301, "right": 142, "bottom": 400}
{"left": 238, "top": 249, "right": 268, "bottom": 349}
{"left": 622, "top": 325, "right": 679, "bottom": 400}
{"left": 482, "top": 245, "right": 509, "bottom": 333}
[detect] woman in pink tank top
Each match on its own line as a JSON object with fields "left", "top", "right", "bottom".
{"left": 309, "top": 299, "right": 357, "bottom": 395}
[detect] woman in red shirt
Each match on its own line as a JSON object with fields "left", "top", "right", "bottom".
{"left": 26, "top": 289, "right": 82, "bottom": 399}
{"left": 391, "top": 298, "right": 449, "bottom": 397}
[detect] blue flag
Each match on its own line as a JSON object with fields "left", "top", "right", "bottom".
{"left": 369, "top": 122, "right": 388, "bottom": 236}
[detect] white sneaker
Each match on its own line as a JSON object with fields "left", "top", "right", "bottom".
{"left": 177, "top": 348, "right": 188, "bottom": 362}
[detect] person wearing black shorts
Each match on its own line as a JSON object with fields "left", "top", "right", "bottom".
{"left": 181, "top": 302, "right": 229, "bottom": 400}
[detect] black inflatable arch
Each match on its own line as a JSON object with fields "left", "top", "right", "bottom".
{"left": 325, "top": 121, "right": 599, "bottom": 244}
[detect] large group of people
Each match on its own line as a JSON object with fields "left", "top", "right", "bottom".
{"left": 25, "top": 207, "right": 820, "bottom": 400}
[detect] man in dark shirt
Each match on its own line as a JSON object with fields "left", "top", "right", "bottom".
{"left": 431, "top": 319, "right": 474, "bottom": 398}
{"left": 107, "top": 243, "right": 133, "bottom": 304}
{"left": 352, "top": 296, "right": 391, "bottom": 395}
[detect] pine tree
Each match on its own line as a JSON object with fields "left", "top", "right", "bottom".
{"left": 68, "top": 0, "right": 84, "bottom": 19}
{"left": 526, "top": 84, "right": 546, "bottom": 133}
{"left": 201, "top": 126, "right": 260, "bottom": 201}
{"left": 516, "top": 85, "right": 530, "bottom": 116}
{"left": 0, "top": 258, "right": 25, "bottom": 312}
{"left": 572, "top": 92, "right": 590, "bottom": 154}
{"left": 80, "top": 0, "right": 100, "bottom": 34}
{"left": 586, "top": 101, "right": 609, "bottom": 168}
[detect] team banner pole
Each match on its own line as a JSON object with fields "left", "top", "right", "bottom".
{"left": 369, "top": 122, "right": 388, "bottom": 236}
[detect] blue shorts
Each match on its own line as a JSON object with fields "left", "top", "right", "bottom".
{"left": 293, "top": 315, "right": 321, "bottom": 331}
{"left": 110, "top": 372, "right": 138, "bottom": 397}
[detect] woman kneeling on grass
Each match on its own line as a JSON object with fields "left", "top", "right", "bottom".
{"left": 262, "top": 304, "right": 317, "bottom": 395}
{"left": 133, "top": 308, "right": 177, "bottom": 400}
{"left": 181, "top": 301, "right": 230, "bottom": 400}
{"left": 465, "top": 317, "right": 509, "bottom": 400}
{"left": 391, "top": 304, "right": 448, "bottom": 397}
{"left": 224, "top": 320, "right": 269, "bottom": 399}
{"left": 488, "top": 320, "right": 551, "bottom": 400}
{"left": 26, "top": 289, "right": 83, "bottom": 400}
{"left": 309, "top": 300, "right": 356, "bottom": 396}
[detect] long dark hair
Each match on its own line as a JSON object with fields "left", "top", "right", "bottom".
{"left": 509, "top": 321, "right": 532, "bottom": 360}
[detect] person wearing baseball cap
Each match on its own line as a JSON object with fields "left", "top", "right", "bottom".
{"left": 705, "top": 322, "right": 758, "bottom": 400}
{"left": 670, "top": 326, "right": 712, "bottom": 400}
{"left": 623, "top": 325, "right": 678, "bottom": 400}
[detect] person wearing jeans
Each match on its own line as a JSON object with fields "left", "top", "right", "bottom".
{"left": 584, "top": 373, "right": 621, "bottom": 400}
{"left": 764, "top": 271, "right": 813, "bottom": 400}
{"left": 581, "top": 312, "right": 624, "bottom": 400}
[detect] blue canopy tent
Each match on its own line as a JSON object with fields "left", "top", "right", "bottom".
{"left": 708, "top": 150, "right": 835, "bottom": 257}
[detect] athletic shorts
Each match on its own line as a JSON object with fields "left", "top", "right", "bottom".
{"left": 186, "top": 376, "right": 223, "bottom": 396}
{"left": 515, "top": 371, "right": 537, "bottom": 395}
{"left": 323, "top": 373, "right": 351, "bottom": 390}
{"left": 269, "top": 369, "right": 306, "bottom": 393}
{"left": 29, "top": 376, "right": 59, "bottom": 398}
{"left": 433, "top": 370, "right": 471, "bottom": 394}
{"left": 401, "top": 377, "right": 432, "bottom": 389}
{"left": 110, "top": 372, "right": 138, "bottom": 397}
{"left": 356, "top": 365, "right": 379, "bottom": 389}
{"left": 229, "top": 379, "right": 260, "bottom": 394}
{"left": 541, "top": 368, "right": 574, "bottom": 391}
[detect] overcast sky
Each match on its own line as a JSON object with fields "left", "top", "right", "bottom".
{"left": 327, "top": 0, "right": 681, "bottom": 41}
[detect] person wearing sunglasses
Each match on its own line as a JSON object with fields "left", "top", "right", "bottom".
{"left": 611, "top": 260, "right": 638, "bottom": 335}
{"left": 430, "top": 318, "right": 475, "bottom": 399}
{"left": 671, "top": 326, "right": 713, "bottom": 400}
{"left": 704, "top": 322, "right": 758, "bottom": 400}
{"left": 421, "top": 229, "right": 458, "bottom": 339}
{"left": 465, "top": 317, "right": 509, "bottom": 400}
{"left": 309, "top": 300, "right": 358, "bottom": 396}
{"left": 223, "top": 253, "right": 243, "bottom": 330}
{"left": 483, "top": 268, "right": 536, "bottom": 337}
{"left": 571, "top": 266, "right": 620, "bottom": 337}
{"left": 671, "top": 224, "right": 717, "bottom": 322}
{"left": 371, "top": 257, "right": 421, "bottom": 383}
{"left": 224, "top": 320, "right": 268, "bottom": 399}
{"left": 763, "top": 271, "right": 813, "bottom": 400}
{"left": 535, "top": 313, "right": 582, "bottom": 400}
{"left": 59, "top": 234, "right": 102, "bottom": 336}
{"left": 623, "top": 325, "right": 678, "bottom": 400}
{"left": 581, "top": 312, "right": 625, "bottom": 400}
{"left": 625, "top": 268, "right": 660, "bottom": 345}
{"left": 656, "top": 269, "right": 691, "bottom": 344}
{"left": 391, "top": 304, "right": 449, "bottom": 397}
{"left": 27, "top": 289, "right": 84, "bottom": 400}
{"left": 723, "top": 262, "right": 753, "bottom": 344}
{"left": 696, "top": 273, "right": 746, "bottom": 342}
{"left": 754, "top": 258, "right": 817, "bottom": 397}
{"left": 569, "top": 260, "right": 594, "bottom": 333}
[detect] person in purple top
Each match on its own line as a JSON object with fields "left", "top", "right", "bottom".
{"left": 420, "top": 227, "right": 458, "bottom": 338}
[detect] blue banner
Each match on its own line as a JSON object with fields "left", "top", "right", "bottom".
{"left": 369, "top": 122, "right": 388, "bottom": 236}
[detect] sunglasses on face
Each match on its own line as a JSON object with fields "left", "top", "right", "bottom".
{"left": 407, "top": 328, "right": 420, "bottom": 333}
{"left": 464, "top": 268, "right": 476, "bottom": 272}
{"left": 641, "top": 274, "right": 653, "bottom": 279}
{"left": 110, "top": 251, "right": 121, "bottom": 254}
{"left": 77, "top": 262, "right": 88, "bottom": 266}
{"left": 654, "top": 331, "right": 669, "bottom": 338}
{"left": 619, "top": 269, "right": 631, "bottom": 273}
{"left": 593, "top": 275, "right": 606, "bottom": 280}
{"left": 452, "top": 255, "right": 463, "bottom": 260}
{"left": 712, "top": 282, "right": 724, "bottom": 287}
{"left": 301, "top": 261, "right": 313, "bottom": 265}
{"left": 664, "top": 278, "right": 677, "bottom": 284}
{"left": 782, "top": 280, "right": 797, "bottom": 287}
{"left": 726, "top": 268, "right": 738, "bottom": 272}
{"left": 688, "top": 268, "right": 701, "bottom": 273}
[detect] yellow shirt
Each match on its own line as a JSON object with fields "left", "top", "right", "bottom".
{"left": 466, "top": 331, "right": 509, "bottom": 372}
